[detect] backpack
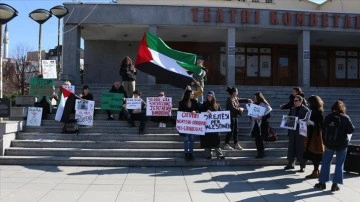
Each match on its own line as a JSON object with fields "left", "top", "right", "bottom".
{"left": 263, "top": 126, "right": 278, "bottom": 142}
{"left": 62, "top": 119, "right": 79, "bottom": 135}
{"left": 323, "top": 115, "right": 343, "bottom": 148}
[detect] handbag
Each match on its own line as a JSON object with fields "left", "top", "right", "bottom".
{"left": 308, "top": 128, "right": 324, "bottom": 154}
{"left": 263, "top": 126, "right": 278, "bottom": 142}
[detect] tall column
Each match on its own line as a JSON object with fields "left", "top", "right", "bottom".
{"left": 226, "top": 28, "right": 236, "bottom": 86}
{"left": 146, "top": 25, "right": 156, "bottom": 84}
{"left": 298, "top": 30, "right": 310, "bottom": 87}
{"left": 62, "top": 24, "right": 81, "bottom": 84}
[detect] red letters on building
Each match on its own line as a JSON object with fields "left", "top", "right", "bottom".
{"left": 230, "top": 9, "right": 236, "bottom": 23}
{"left": 333, "top": 14, "right": 340, "bottom": 27}
{"left": 344, "top": 15, "right": 351, "bottom": 28}
{"left": 216, "top": 9, "right": 224, "bottom": 22}
{"left": 242, "top": 9, "right": 249, "bottom": 24}
{"left": 310, "top": 13, "right": 317, "bottom": 26}
{"left": 192, "top": 8, "right": 199, "bottom": 22}
{"left": 204, "top": 8, "right": 210, "bottom": 22}
{"left": 283, "top": 12, "right": 291, "bottom": 25}
{"left": 296, "top": 12, "right": 304, "bottom": 26}
{"left": 322, "top": 13, "right": 328, "bottom": 27}
{"left": 270, "top": 11, "right": 278, "bottom": 25}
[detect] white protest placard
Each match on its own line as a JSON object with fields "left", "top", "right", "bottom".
{"left": 176, "top": 111, "right": 206, "bottom": 135}
{"left": 299, "top": 120, "right": 307, "bottom": 137}
{"left": 247, "top": 103, "right": 266, "bottom": 117}
{"left": 146, "top": 97, "right": 172, "bottom": 116}
{"left": 280, "top": 115, "right": 298, "bottom": 130}
{"left": 126, "top": 98, "right": 142, "bottom": 109}
{"left": 26, "top": 107, "right": 43, "bottom": 126}
{"left": 42, "top": 60, "right": 57, "bottom": 79}
{"left": 62, "top": 85, "right": 75, "bottom": 93}
{"left": 75, "top": 99, "right": 95, "bottom": 126}
{"left": 202, "top": 111, "right": 231, "bottom": 133}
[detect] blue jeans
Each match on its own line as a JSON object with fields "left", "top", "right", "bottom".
{"left": 319, "top": 147, "right": 347, "bottom": 184}
{"left": 184, "top": 134, "right": 195, "bottom": 153}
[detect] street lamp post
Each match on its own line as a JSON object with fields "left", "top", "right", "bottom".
{"left": 29, "top": 9, "right": 52, "bottom": 77}
{"left": 50, "top": 5, "right": 68, "bottom": 80}
{"left": 0, "top": 3, "right": 18, "bottom": 99}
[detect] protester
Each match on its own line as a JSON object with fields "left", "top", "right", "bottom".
{"left": 119, "top": 56, "right": 136, "bottom": 97}
{"left": 106, "top": 81, "right": 128, "bottom": 120}
{"left": 224, "top": 86, "right": 252, "bottom": 150}
{"left": 280, "top": 87, "right": 307, "bottom": 110}
{"left": 80, "top": 85, "right": 93, "bottom": 101}
{"left": 314, "top": 100, "right": 355, "bottom": 191}
{"left": 193, "top": 56, "right": 208, "bottom": 103}
{"left": 250, "top": 92, "right": 272, "bottom": 159}
{"left": 284, "top": 95, "right": 310, "bottom": 172}
{"left": 303, "top": 95, "right": 325, "bottom": 179}
{"left": 179, "top": 89, "right": 199, "bottom": 161}
{"left": 151, "top": 91, "right": 172, "bottom": 128}
{"left": 186, "top": 81, "right": 203, "bottom": 102}
{"left": 128, "top": 89, "right": 147, "bottom": 134}
{"left": 200, "top": 91, "right": 225, "bottom": 160}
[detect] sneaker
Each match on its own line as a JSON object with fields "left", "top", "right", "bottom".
{"left": 223, "top": 144, "right": 234, "bottom": 150}
{"left": 314, "top": 182, "right": 326, "bottom": 190}
{"left": 159, "top": 123, "right": 162, "bottom": 128}
{"left": 331, "top": 183, "right": 340, "bottom": 191}
{"left": 234, "top": 143, "right": 243, "bottom": 150}
{"left": 162, "top": 123, "right": 166, "bottom": 128}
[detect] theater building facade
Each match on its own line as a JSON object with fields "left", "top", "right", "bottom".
{"left": 62, "top": 0, "right": 360, "bottom": 87}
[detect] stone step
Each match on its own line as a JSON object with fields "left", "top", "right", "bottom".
{"left": 4, "top": 147, "right": 287, "bottom": 158}
{"left": 0, "top": 155, "right": 288, "bottom": 167}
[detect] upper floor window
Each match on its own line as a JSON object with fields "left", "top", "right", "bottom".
{"left": 266, "top": 0, "right": 273, "bottom": 3}
{"left": 252, "top": 0, "right": 259, "bottom": 2}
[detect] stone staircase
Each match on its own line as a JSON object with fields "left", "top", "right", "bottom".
{"left": 0, "top": 85, "right": 359, "bottom": 166}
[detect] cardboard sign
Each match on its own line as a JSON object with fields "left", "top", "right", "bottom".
{"left": 126, "top": 98, "right": 142, "bottom": 109}
{"left": 26, "top": 107, "right": 43, "bottom": 126}
{"left": 42, "top": 60, "right": 57, "bottom": 79}
{"left": 101, "top": 93, "right": 124, "bottom": 111}
{"left": 299, "top": 120, "right": 307, "bottom": 137}
{"left": 280, "top": 115, "right": 298, "bottom": 130}
{"left": 29, "top": 78, "right": 54, "bottom": 97}
{"left": 176, "top": 111, "right": 206, "bottom": 135}
{"left": 202, "top": 111, "right": 231, "bottom": 133}
{"left": 246, "top": 103, "right": 266, "bottom": 117}
{"left": 75, "top": 99, "right": 95, "bottom": 126}
{"left": 146, "top": 97, "right": 172, "bottom": 116}
{"left": 0, "top": 98, "right": 10, "bottom": 117}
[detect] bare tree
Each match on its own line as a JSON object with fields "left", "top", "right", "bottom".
{"left": 4, "top": 44, "right": 38, "bottom": 95}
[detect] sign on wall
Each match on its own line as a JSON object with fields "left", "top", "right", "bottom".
{"left": 26, "top": 107, "right": 43, "bottom": 126}
{"left": 146, "top": 97, "right": 172, "bottom": 116}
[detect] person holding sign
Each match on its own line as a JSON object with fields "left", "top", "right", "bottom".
{"left": 224, "top": 86, "right": 252, "bottom": 150}
{"left": 200, "top": 91, "right": 225, "bottom": 160}
{"left": 106, "top": 81, "right": 128, "bottom": 120}
{"left": 150, "top": 91, "right": 172, "bottom": 128}
{"left": 128, "top": 90, "right": 146, "bottom": 134}
{"left": 303, "top": 95, "right": 325, "bottom": 179}
{"left": 80, "top": 85, "right": 93, "bottom": 101}
{"left": 280, "top": 87, "right": 307, "bottom": 110}
{"left": 284, "top": 95, "right": 310, "bottom": 172}
{"left": 250, "top": 92, "right": 272, "bottom": 159}
{"left": 179, "top": 89, "right": 200, "bottom": 161}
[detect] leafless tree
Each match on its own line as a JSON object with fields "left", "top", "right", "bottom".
{"left": 4, "top": 44, "right": 38, "bottom": 95}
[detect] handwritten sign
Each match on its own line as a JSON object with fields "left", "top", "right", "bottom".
{"left": 299, "top": 120, "right": 307, "bottom": 137}
{"left": 101, "top": 93, "right": 124, "bottom": 111}
{"left": 42, "top": 60, "right": 57, "bottom": 79}
{"left": 126, "top": 98, "right": 142, "bottom": 109}
{"left": 75, "top": 99, "right": 94, "bottom": 126}
{"left": 246, "top": 103, "right": 266, "bottom": 117}
{"left": 26, "top": 107, "right": 43, "bottom": 126}
{"left": 146, "top": 97, "right": 172, "bottom": 116}
{"left": 202, "top": 111, "right": 231, "bottom": 133}
{"left": 176, "top": 111, "right": 206, "bottom": 135}
{"left": 0, "top": 98, "right": 10, "bottom": 117}
{"left": 280, "top": 115, "right": 298, "bottom": 130}
{"left": 30, "top": 78, "right": 54, "bottom": 97}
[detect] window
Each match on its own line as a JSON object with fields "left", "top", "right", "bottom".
{"left": 252, "top": 0, "right": 259, "bottom": 2}
{"left": 266, "top": 0, "right": 273, "bottom": 3}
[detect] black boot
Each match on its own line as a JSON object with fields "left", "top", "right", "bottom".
{"left": 314, "top": 182, "right": 326, "bottom": 190}
{"left": 184, "top": 153, "right": 189, "bottom": 161}
{"left": 188, "top": 153, "right": 195, "bottom": 161}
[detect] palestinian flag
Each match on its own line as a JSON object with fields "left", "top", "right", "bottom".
{"left": 135, "top": 32, "right": 202, "bottom": 88}
{"left": 55, "top": 87, "right": 77, "bottom": 123}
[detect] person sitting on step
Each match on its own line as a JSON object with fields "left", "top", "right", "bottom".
{"left": 127, "top": 89, "right": 147, "bottom": 134}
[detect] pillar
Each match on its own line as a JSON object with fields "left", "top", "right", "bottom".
{"left": 62, "top": 24, "right": 81, "bottom": 85}
{"left": 227, "top": 28, "right": 236, "bottom": 86}
{"left": 298, "top": 30, "right": 310, "bottom": 87}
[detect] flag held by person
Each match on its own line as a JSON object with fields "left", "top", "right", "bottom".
{"left": 135, "top": 32, "right": 203, "bottom": 88}
{"left": 55, "top": 87, "right": 77, "bottom": 123}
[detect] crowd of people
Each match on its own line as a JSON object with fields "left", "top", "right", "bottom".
{"left": 53, "top": 56, "right": 355, "bottom": 192}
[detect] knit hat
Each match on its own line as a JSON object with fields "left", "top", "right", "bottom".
{"left": 207, "top": 91, "right": 215, "bottom": 97}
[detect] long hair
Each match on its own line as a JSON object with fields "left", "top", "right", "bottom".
{"left": 308, "top": 95, "right": 324, "bottom": 111}
{"left": 206, "top": 95, "right": 219, "bottom": 110}
{"left": 254, "top": 91, "right": 269, "bottom": 106}
{"left": 226, "top": 86, "right": 237, "bottom": 95}
{"left": 331, "top": 100, "right": 346, "bottom": 114}
{"left": 121, "top": 56, "right": 132, "bottom": 67}
{"left": 293, "top": 87, "right": 304, "bottom": 96}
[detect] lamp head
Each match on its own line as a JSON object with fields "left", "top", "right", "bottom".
{"left": 29, "top": 9, "right": 52, "bottom": 24}
{"left": 0, "top": 3, "right": 18, "bottom": 25}
{"left": 50, "top": 5, "right": 68, "bottom": 19}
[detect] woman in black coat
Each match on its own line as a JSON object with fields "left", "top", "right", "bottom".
{"left": 200, "top": 91, "right": 225, "bottom": 160}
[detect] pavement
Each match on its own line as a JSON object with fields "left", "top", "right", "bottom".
{"left": 0, "top": 165, "right": 359, "bottom": 202}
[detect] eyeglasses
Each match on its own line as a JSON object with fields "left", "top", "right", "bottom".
{"left": 294, "top": 100, "right": 300, "bottom": 102}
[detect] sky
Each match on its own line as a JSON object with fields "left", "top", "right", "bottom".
{"left": 1, "top": 0, "right": 327, "bottom": 58}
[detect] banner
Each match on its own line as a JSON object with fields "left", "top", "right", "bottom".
{"left": 75, "top": 99, "right": 95, "bottom": 126}
{"left": 126, "top": 98, "right": 142, "bottom": 109}
{"left": 246, "top": 103, "right": 266, "bottom": 117}
{"left": 299, "top": 120, "right": 307, "bottom": 137}
{"left": 26, "top": 107, "right": 43, "bottom": 126}
{"left": 101, "top": 93, "right": 124, "bottom": 111}
{"left": 202, "top": 111, "right": 231, "bottom": 133}
{"left": 29, "top": 78, "right": 54, "bottom": 97}
{"left": 176, "top": 111, "right": 206, "bottom": 135}
{"left": 146, "top": 97, "right": 172, "bottom": 116}
{"left": 42, "top": 60, "right": 57, "bottom": 79}
{"left": 280, "top": 115, "right": 298, "bottom": 130}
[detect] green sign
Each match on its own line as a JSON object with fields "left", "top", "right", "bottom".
{"left": 101, "top": 93, "right": 124, "bottom": 111}
{"left": 29, "top": 78, "right": 54, "bottom": 97}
